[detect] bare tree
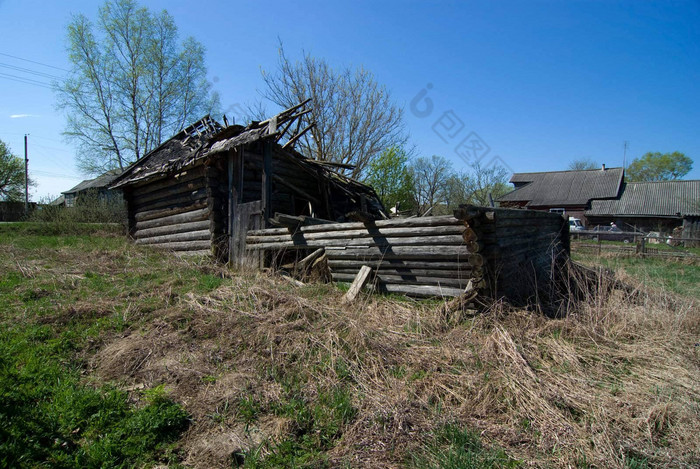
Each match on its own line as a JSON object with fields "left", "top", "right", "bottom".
{"left": 260, "top": 44, "right": 408, "bottom": 179}
{"left": 568, "top": 158, "right": 599, "bottom": 170}
{"left": 463, "top": 161, "right": 510, "bottom": 206}
{"left": 409, "top": 155, "right": 453, "bottom": 215}
{"left": 56, "top": 0, "right": 219, "bottom": 175}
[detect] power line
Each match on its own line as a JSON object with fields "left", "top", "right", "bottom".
{"left": 0, "top": 72, "right": 53, "bottom": 89}
{"left": 31, "top": 142, "right": 73, "bottom": 153}
{"left": 0, "top": 51, "right": 69, "bottom": 72}
{"left": 30, "top": 169, "right": 82, "bottom": 180}
{"left": 0, "top": 62, "right": 64, "bottom": 80}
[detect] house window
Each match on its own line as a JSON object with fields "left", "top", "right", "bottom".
{"left": 549, "top": 208, "right": 565, "bottom": 215}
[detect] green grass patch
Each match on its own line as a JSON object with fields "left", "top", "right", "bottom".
{"left": 573, "top": 253, "right": 700, "bottom": 297}
{"left": 237, "top": 373, "right": 357, "bottom": 468}
{"left": 0, "top": 322, "right": 189, "bottom": 468}
{"left": 0, "top": 226, "right": 194, "bottom": 467}
{"left": 410, "top": 424, "right": 520, "bottom": 469}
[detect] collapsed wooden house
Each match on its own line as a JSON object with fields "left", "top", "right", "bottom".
{"left": 110, "top": 101, "right": 387, "bottom": 265}
{"left": 111, "top": 101, "right": 570, "bottom": 305}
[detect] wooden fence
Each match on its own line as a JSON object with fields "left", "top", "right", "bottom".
{"left": 572, "top": 236, "right": 700, "bottom": 260}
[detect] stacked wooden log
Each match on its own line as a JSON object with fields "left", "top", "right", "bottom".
{"left": 246, "top": 205, "right": 569, "bottom": 302}
{"left": 124, "top": 165, "right": 225, "bottom": 256}
{"left": 453, "top": 205, "right": 569, "bottom": 304}
{"left": 247, "top": 215, "right": 484, "bottom": 297}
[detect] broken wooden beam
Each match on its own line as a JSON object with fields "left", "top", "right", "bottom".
{"left": 342, "top": 265, "right": 372, "bottom": 304}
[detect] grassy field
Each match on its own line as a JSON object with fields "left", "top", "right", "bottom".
{"left": 1, "top": 223, "right": 699, "bottom": 468}
{"left": 572, "top": 251, "right": 700, "bottom": 298}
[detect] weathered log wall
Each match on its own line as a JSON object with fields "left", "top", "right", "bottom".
{"left": 453, "top": 205, "right": 569, "bottom": 304}
{"left": 125, "top": 164, "right": 227, "bottom": 257}
{"left": 247, "top": 215, "right": 485, "bottom": 297}
{"left": 246, "top": 206, "right": 569, "bottom": 302}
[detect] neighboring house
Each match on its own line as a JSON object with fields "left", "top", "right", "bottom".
{"left": 498, "top": 165, "right": 624, "bottom": 225}
{"left": 109, "top": 103, "right": 386, "bottom": 264}
{"left": 62, "top": 169, "right": 123, "bottom": 207}
{"left": 585, "top": 180, "right": 700, "bottom": 236}
{"left": 49, "top": 195, "right": 65, "bottom": 206}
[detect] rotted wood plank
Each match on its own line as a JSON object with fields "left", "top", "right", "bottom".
{"left": 135, "top": 206, "right": 209, "bottom": 229}
{"left": 134, "top": 201, "right": 208, "bottom": 223}
{"left": 246, "top": 224, "right": 465, "bottom": 244}
{"left": 247, "top": 234, "right": 470, "bottom": 251}
{"left": 332, "top": 272, "right": 473, "bottom": 289}
{"left": 247, "top": 215, "right": 463, "bottom": 236}
{"left": 341, "top": 265, "right": 372, "bottom": 303}
{"left": 135, "top": 219, "right": 210, "bottom": 239}
{"left": 135, "top": 229, "right": 211, "bottom": 245}
{"left": 144, "top": 239, "right": 212, "bottom": 251}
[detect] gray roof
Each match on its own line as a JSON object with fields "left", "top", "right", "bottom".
{"left": 49, "top": 195, "right": 65, "bottom": 205}
{"left": 586, "top": 180, "right": 700, "bottom": 218}
{"left": 498, "top": 167, "right": 624, "bottom": 206}
{"left": 62, "top": 169, "right": 122, "bottom": 195}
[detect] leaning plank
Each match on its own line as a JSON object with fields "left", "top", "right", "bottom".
{"left": 297, "top": 248, "right": 325, "bottom": 270}
{"left": 342, "top": 265, "right": 372, "bottom": 303}
{"left": 135, "top": 229, "right": 211, "bottom": 245}
{"left": 135, "top": 219, "right": 210, "bottom": 239}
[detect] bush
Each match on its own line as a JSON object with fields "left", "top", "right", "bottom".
{"left": 29, "top": 189, "right": 127, "bottom": 229}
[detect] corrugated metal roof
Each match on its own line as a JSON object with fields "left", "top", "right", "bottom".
{"left": 498, "top": 167, "right": 624, "bottom": 206}
{"left": 586, "top": 180, "right": 700, "bottom": 217}
{"left": 62, "top": 169, "right": 122, "bottom": 195}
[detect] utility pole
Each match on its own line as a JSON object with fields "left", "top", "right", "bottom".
{"left": 623, "top": 141, "right": 629, "bottom": 169}
{"left": 24, "top": 134, "right": 29, "bottom": 214}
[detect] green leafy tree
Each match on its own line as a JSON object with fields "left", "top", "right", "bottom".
{"left": 364, "top": 147, "right": 415, "bottom": 213}
{"left": 626, "top": 151, "right": 693, "bottom": 182}
{"left": 56, "top": 0, "right": 219, "bottom": 175}
{"left": 0, "top": 140, "right": 32, "bottom": 201}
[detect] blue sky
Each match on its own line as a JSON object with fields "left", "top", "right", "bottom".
{"left": 1, "top": 0, "right": 698, "bottom": 200}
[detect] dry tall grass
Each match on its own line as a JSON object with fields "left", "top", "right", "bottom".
{"left": 88, "top": 253, "right": 700, "bottom": 468}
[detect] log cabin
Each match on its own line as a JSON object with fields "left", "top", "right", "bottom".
{"left": 110, "top": 101, "right": 387, "bottom": 265}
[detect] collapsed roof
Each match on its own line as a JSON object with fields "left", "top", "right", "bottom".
{"left": 110, "top": 101, "right": 387, "bottom": 220}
